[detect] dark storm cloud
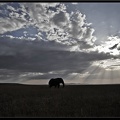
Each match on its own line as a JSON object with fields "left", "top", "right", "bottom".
{"left": 0, "top": 37, "right": 111, "bottom": 75}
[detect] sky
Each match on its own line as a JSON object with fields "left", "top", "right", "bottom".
{"left": 0, "top": 2, "right": 120, "bottom": 85}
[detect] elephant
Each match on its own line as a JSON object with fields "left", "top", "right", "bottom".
{"left": 48, "top": 78, "right": 65, "bottom": 88}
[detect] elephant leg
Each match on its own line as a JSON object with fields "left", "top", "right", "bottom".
{"left": 58, "top": 84, "right": 60, "bottom": 88}
{"left": 49, "top": 84, "right": 52, "bottom": 88}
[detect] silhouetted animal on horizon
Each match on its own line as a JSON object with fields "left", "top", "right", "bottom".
{"left": 48, "top": 78, "right": 65, "bottom": 88}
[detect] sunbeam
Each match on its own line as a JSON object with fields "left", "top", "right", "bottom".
{"left": 82, "top": 59, "right": 120, "bottom": 84}
{"left": 65, "top": 58, "right": 120, "bottom": 85}
{"left": 83, "top": 63, "right": 102, "bottom": 84}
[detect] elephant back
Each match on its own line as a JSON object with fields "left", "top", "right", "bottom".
{"left": 48, "top": 78, "right": 65, "bottom": 88}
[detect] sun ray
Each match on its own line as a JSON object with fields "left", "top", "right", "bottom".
{"left": 111, "top": 69, "right": 120, "bottom": 84}
{"left": 83, "top": 64, "right": 101, "bottom": 83}
{"left": 99, "top": 69, "right": 106, "bottom": 84}
{"left": 102, "top": 69, "right": 110, "bottom": 84}
{"left": 110, "top": 69, "right": 113, "bottom": 84}
{"left": 94, "top": 67, "right": 105, "bottom": 84}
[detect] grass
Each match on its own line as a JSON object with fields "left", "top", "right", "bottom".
{"left": 0, "top": 84, "right": 120, "bottom": 117}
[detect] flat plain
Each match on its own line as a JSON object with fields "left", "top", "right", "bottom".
{"left": 0, "top": 83, "right": 120, "bottom": 117}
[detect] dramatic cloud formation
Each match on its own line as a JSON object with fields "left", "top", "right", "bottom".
{"left": 0, "top": 2, "right": 120, "bottom": 84}
{"left": 0, "top": 3, "right": 96, "bottom": 51}
{"left": 95, "top": 35, "right": 120, "bottom": 57}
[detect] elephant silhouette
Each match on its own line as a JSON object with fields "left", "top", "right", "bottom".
{"left": 48, "top": 78, "right": 65, "bottom": 88}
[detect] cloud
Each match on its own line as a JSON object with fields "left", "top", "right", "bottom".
{"left": 71, "top": 3, "right": 78, "bottom": 5}
{"left": 0, "top": 36, "right": 111, "bottom": 72}
{"left": 51, "top": 11, "right": 69, "bottom": 28}
{"left": 0, "top": 4, "right": 29, "bottom": 34}
{"left": 0, "top": 2, "right": 114, "bottom": 83}
{"left": 0, "top": 34, "right": 112, "bottom": 83}
{"left": 19, "top": 3, "right": 96, "bottom": 51}
{"left": 0, "top": 3, "right": 6, "bottom": 6}
{"left": 0, "top": 2, "right": 97, "bottom": 53}
{"left": 48, "top": 10, "right": 96, "bottom": 49}
{"left": 95, "top": 35, "right": 120, "bottom": 56}
{"left": 0, "top": 3, "right": 120, "bottom": 84}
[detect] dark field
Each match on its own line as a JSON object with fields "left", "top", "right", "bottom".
{"left": 0, "top": 84, "right": 120, "bottom": 117}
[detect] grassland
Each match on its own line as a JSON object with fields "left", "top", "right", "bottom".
{"left": 0, "top": 83, "right": 120, "bottom": 117}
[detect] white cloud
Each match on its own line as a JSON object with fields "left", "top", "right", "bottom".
{"left": 7, "top": 5, "right": 16, "bottom": 11}
{"left": 95, "top": 35, "right": 120, "bottom": 56}
{"left": 0, "top": 4, "right": 30, "bottom": 34}
{"left": 0, "top": 3, "right": 97, "bottom": 52}
{"left": 0, "top": 3, "right": 6, "bottom": 6}
{"left": 0, "top": 17, "right": 27, "bottom": 34}
{"left": 21, "top": 3, "right": 96, "bottom": 48}
{"left": 71, "top": 3, "right": 78, "bottom": 5}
